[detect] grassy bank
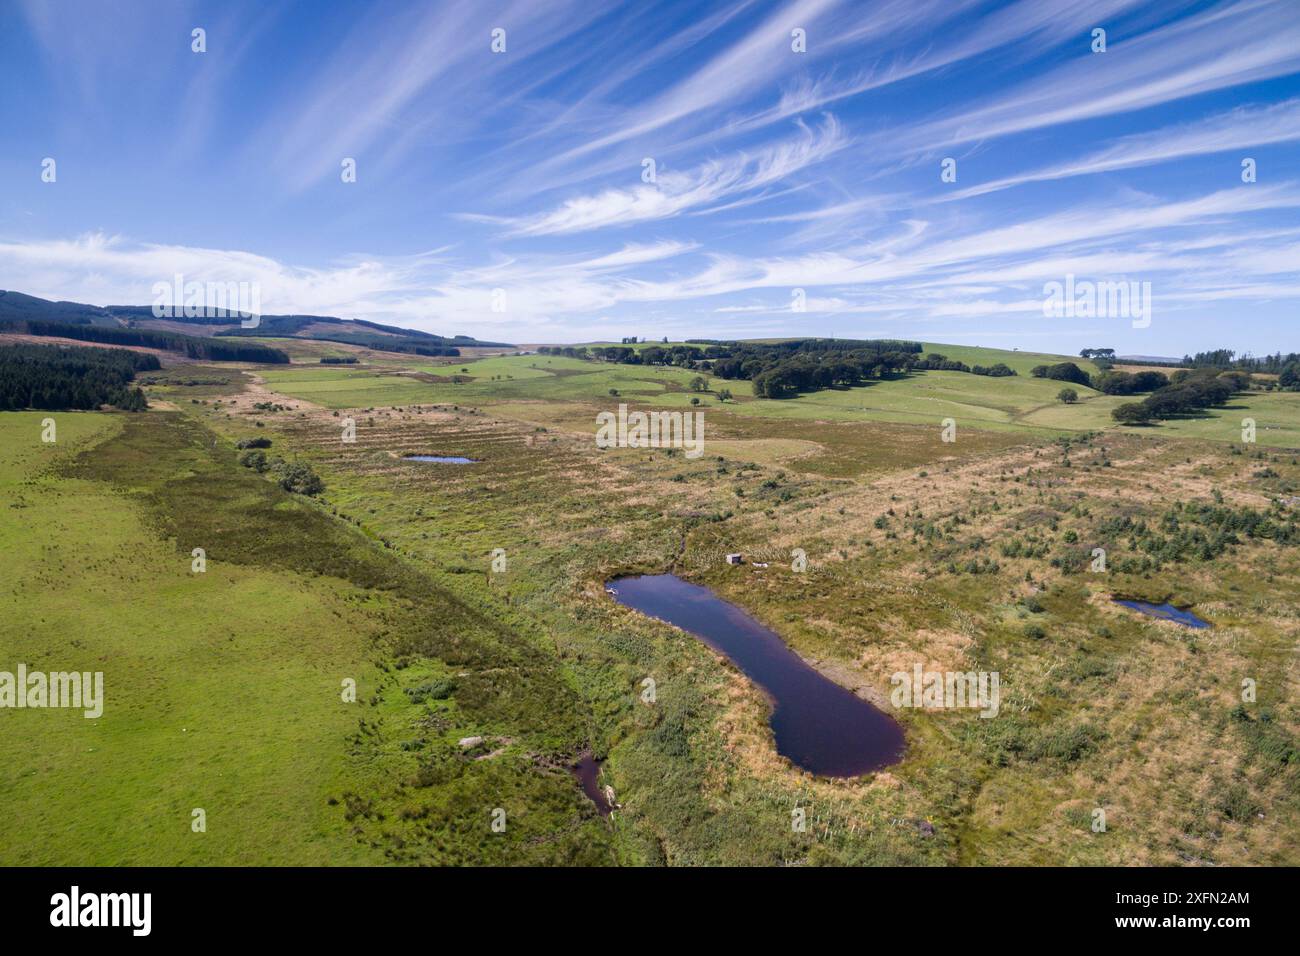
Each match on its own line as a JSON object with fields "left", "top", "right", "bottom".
{"left": 0, "top": 409, "right": 614, "bottom": 865}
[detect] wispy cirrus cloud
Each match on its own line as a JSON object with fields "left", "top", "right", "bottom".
{"left": 481, "top": 115, "right": 847, "bottom": 236}
{"left": 718, "top": 0, "right": 1147, "bottom": 143}
{"left": 532, "top": 0, "right": 844, "bottom": 173}
{"left": 902, "top": 0, "right": 1300, "bottom": 152}
{"left": 4, "top": 0, "right": 1299, "bottom": 352}
{"left": 938, "top": 97, "right": 1300, "bottom": 202}
{"left": 5, "top": 173, "right": 1300, "bottom": 343}
{"left": 249, "top": 0, "right": 608, "bottom": 191}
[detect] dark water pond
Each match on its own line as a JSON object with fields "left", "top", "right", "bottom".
{"left": 571, "top": 751, "right": 613, "bottom": 816}
{"left": 1113, "top": 599, "right": 1211, "bottom": 628}
{"left": 607, "top": 573, "right": 905, "bottom": 777}
{"left": 403, "top": 455, "right": 479, "bottom": 464}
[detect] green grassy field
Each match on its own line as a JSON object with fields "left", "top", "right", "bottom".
{"left": 257, "top": 342, "right": 1300, "bottom": 450}
{"left": 0, "top": 409, "right": 614, "bottom": 865}
{"left": 1026, "top": 391, "right": 1300, "bottom": 447}
{"left": 230, "top": 335, "right": 508, "bottom": 366}
{"left": 917, "top": 343, "right": 1102, "bottom": 377}
{"left": 0, "top": 412, "right": 381, "bottom": 863}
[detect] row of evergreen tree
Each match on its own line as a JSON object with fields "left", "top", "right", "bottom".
{"left": 0, "top": 318, "right": 290, "bottom": 363}
{"left": 0, "top": 343, "right": 157, "bottom": 411}
{"left": 1181, "top": 349, "right": 1300, "bottom": 375}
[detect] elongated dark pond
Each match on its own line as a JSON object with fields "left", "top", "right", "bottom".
{"left": 571, "top": 751, "right": 613, "bottom": 817}
{"left": 403, "top": 455, "right": 479, "bottom": 464}
{"left": 607, "top": 573, "right": 905, "bottom": 777}
{"left": 1113, "top": 599, "right": 1211, "bottom": 629}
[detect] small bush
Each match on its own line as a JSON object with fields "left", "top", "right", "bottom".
{"left": 1031, "top": 724, "right": 1100, "bottom": 762}
{"left": 270, "top": 459, "right": 325, "bottom": 496}
{"left": 238, "top": 449, "right": 269, "bottom": 472}
{"left": 405, "top": 678, "right": 456, "bottom": 704}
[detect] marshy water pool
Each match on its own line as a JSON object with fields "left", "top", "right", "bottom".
{"left": 402, "top": 455, "right": 479, "bottom": 464}
{"left": 607, "top": 573, "right": 905, "bottom": 777}
{"left": 1113, "top": 598, "right": 1211, "bottom": 628}
{"left": 570, "top": 751, "right": 613, "bottom": 817}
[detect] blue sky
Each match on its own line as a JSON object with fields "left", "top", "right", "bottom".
{"left": 1, "top": 0, "right": 1298, "bottom": 355}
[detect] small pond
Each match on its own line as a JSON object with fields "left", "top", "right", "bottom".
{"left": 571, "top": 751, "right": 613, "bottom": 817}
{"left": 607, "top": 573, "right": 905, "bottom": 777}
{"left": 1113, "top": 599, "right": 1211, "bottom": 629}
{"left": 402, "top": 455, "right": 479, "bottom": 464}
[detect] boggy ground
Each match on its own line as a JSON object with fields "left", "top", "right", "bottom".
{"left": 158, "top": 363, "right": 1300, "bottom": 866}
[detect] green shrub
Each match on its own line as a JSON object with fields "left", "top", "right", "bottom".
{"left": 1030, "top": 724, "right": 1100, "bottom": 762}
{"left": 271, "top": 459, "right": 325, "bottom": 496}
{"left": 238, "top": 449, "right": 269, "bottom": 472}
{"left": 405, "top": 678, "right": 457, "bottom": 704}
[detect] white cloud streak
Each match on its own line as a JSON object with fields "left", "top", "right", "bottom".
{"left": 491, "top": 116, "right": 847, "bottom": 235}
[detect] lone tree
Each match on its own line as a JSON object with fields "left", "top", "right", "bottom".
{"left": 1057, "top": 388, "right": 1078, "bottom": 404}
{"left": 689, "top": 375, "right": 708, "bottom": 392}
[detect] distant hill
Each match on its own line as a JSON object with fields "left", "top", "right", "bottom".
{"left": 0, "top": 290, "right": 123, "bottom": 327}
{"left": 0, "top": 290, "right": 512, "bottom": 356}
{"left": 0, "top": 293, "right": 292, "bottom": 364}
{"left": 1116, "top": 354, "right": 1184, "bottom": 364}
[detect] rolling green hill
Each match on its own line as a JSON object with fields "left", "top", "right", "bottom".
{"left": 256, "top": 342, "right": 1299, "bottom": 447}
{"left": 0, "top": 290, "right": 514, "bottom": 356}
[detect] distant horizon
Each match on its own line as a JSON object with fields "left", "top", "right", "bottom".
{"left": 3, "top": 285, "right": 1292, "bottom": 362}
